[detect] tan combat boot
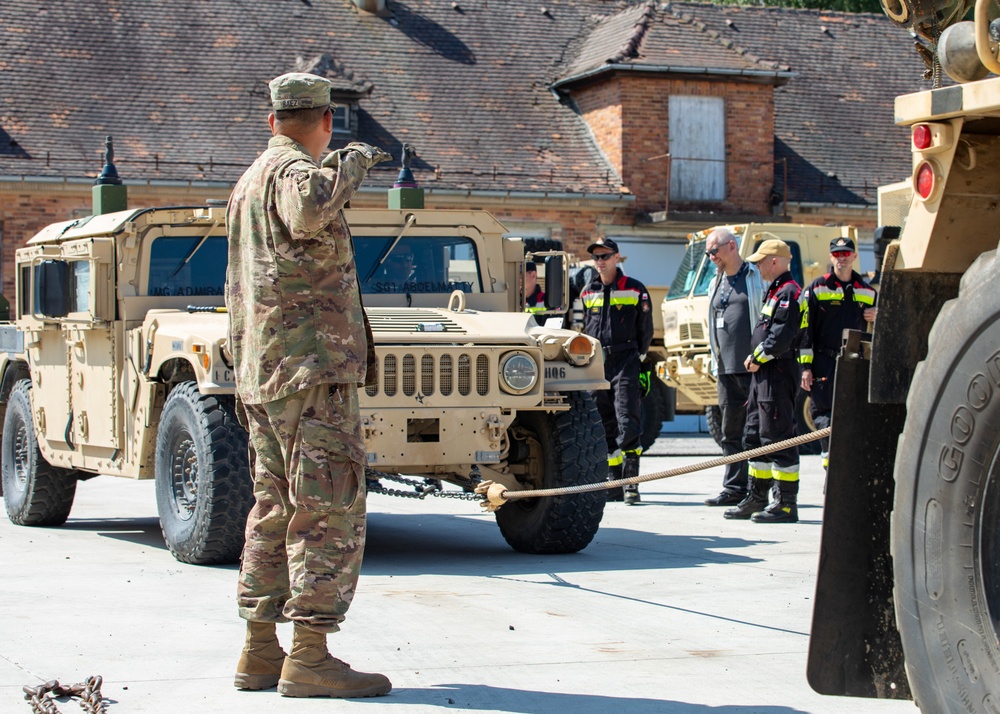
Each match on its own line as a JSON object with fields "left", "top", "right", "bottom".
{"left": 277, "top": 624, "right": 392, "bottom": 698}
{"left": 234, "top": 621, "right": 287, "bottom": 690}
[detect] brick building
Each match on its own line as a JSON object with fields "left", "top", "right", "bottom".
{"left": 0, "top": 0, "right": 931, "bottom": 295}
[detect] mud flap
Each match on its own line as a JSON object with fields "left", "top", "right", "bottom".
{"left": 806, "top": 341, "right": 911, "bottom": 699}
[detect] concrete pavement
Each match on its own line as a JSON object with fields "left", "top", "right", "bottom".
{"left": 0, "top": 434, "right": 916, "bottom": 713}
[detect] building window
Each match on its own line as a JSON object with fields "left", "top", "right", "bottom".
{"left": 332, "top": 104, "right": 351, "bottom": 134}
{"left": 669, "top": 96, "right": 725, "bottom": 202}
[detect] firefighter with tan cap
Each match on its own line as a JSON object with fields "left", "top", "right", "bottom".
{"left": 725, "top": 239, "right": 804, "bottom": 524}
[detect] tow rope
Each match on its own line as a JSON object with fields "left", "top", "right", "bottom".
{"left": 475, "top": 427, "right": 831, "bottom": 511}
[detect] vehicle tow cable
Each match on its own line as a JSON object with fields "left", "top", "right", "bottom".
{"left": 23, "top": 676, "right": 106, "bottom": 714}
{"left": 475, "top": 427, "right": 831, "bottom": 511}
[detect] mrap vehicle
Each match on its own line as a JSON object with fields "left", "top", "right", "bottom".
{"left": 0, "top": 155, "right": 608, "bottom": 565}
{"left": 806, "top": 0, "right": 1000, "bottom": 709}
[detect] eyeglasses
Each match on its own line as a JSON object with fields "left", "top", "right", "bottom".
{"left": 831, "top": 251, "right": 853, "bottom": 259}
{"left": 591, "top": 253, "right": 616, "bottom": 262}
{"left": 705, "top": 247, "right": 722, "bottom": 258}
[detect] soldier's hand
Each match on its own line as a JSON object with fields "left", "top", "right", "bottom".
{"left": 345, "top": 142, "right": 393, "bottom": 168}
{"left": 863, "top": 307, "right": 877, "bottom": 323}
{"left": 801, "top": 368, "right": 813, "bottom": 392}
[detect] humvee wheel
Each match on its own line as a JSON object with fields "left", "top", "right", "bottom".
{"left": 496, "top": 391, "right": 607, "bottom": 554}
{"left": 795, "top": 389, "right": 821, "bottom": 456}
{"left": 155, "top": 381, "right": 252, "bottom": 565}
{"left": 893, "top": 250, "right": 1000, "bottom": 709}
{"left": 1, "top": 379, "right": 76, "bottom": 525}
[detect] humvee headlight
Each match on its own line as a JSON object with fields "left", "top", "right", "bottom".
{"left": 500, "top": 352, "right": 538, "bottom": 394}
{"left": 562, "top": 335, "right": 595, "bottom": 366}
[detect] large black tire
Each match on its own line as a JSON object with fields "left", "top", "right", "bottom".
{"left": 155, "top": 381, "right": 252, "bottom": 565}
{"left": 522, "top": 238, "right": 564, "bottom": 255}
{"left": 706, "top": 405, "right": 723, "bottom": 447}
{"left": 795, "top": 389, "right": 822, "bottom": 456}
{"left": 2, "top": 380, "right": 76, "bottom": 525}
{"left": 496, "top": 391, "right": 607, "bottom": 554}
{"left": 640, "top": 378, "right": 671, "bottom": 452}
{"left": 892, "top": 250, "right": 1000, "bottom": 709}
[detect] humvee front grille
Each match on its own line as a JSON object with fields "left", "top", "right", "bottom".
{"left": 365, "top": 350, "right": 491, "bottom": 398}
{"left": 679, "top": 321, "right": 704, "bottom": 342}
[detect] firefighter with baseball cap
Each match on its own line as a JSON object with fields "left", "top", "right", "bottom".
{"left": 580, "top": 238, "right": 653, "bottom": 505}
{"left": 725, "top": 239, "right": 804, "bottom": 523}
{"left": 799, "top": 236, "right": 877, "bottom": 470}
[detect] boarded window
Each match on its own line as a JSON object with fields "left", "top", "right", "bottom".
{"left": 669, "top": 96, "right": 725, "bottom": 202}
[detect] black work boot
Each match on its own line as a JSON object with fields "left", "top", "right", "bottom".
{"left": 724, "top": 478, "right": 771, "bottom": 520}
{"left": 623, "top": 452, "right": 641, "bottom": 505}
{"left": 752, "top": 481, "right": 799, "bottom": 523}
{"left": 606, "top": 463, "right": 624, "bottom": 502}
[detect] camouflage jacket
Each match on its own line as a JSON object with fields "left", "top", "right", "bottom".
{"left": 226, "top": 135, "right": 370, "bottom": 404}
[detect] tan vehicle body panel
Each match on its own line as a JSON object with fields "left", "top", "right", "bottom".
{"left": 0, "top": 205, "right": 605, "bottom": 493}
{"left": 655, "top": 223, "right": 858, "bottom": 411}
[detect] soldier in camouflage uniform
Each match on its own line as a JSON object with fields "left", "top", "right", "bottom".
{"left": 226, "top": 72, "right": 392, "bottom": 699}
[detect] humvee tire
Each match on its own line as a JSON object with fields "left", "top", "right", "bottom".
{"left": 706, "top": 405, "right": 723, "bottom": 447}
{"left": 1, "top": 379, "right": 77, "bottom": 526}
{"left": 795, "top": 390, "right": 822, "bottom": 456}
{"left": 154, "top": 381, "right": 253, "bottom": 565}
{"left": 640, "top": 378, "right": 670, "bottom": 452}
{"left": 892, "top": 250, "right": 1000, "bottom": 710}
{"left": 497, "top": 391, "right": 607, "bottom": 554}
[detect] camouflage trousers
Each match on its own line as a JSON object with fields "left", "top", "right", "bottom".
{"left": 237, "top": 383, "right": 367, "bottom": 633}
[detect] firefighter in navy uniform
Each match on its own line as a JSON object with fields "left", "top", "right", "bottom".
{"left": 725, "top": 239, "right": 804, "bottom": 524}
{"left": 524, "top": 260, "right": 546, "bottom": 314}
{"left": 799, "top": 236, "right": 877, "bottom": 470}
{"left": 580, "top": 238, "right": 654, "bottom": 505}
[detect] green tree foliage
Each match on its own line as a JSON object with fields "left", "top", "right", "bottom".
{"left": 712, "top": 0, "right": 884, "bottom": 13}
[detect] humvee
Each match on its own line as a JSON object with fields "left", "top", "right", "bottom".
{"left": 0, "top": 159, "right": 609, "bottom": 565}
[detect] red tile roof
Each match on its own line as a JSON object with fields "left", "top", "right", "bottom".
{"left": 0, "top": 0, "right": 936, "bottom": 207}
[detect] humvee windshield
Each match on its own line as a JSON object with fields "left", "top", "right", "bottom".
{"left": 147, "top": 235, "right": 228, "bottom": 297}
{"left": 355, "top": 235, "right": 482, "bottom": 295}
{"left": 666, "top": 238, "right": 715, "bottom": 300}
{"left": 142, "top": 234, "right": 484, "bottom": 298}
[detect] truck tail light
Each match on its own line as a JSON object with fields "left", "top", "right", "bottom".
{"left": 914, "top": 161, "right": 937, "bottom": 200}
{"left": 910, "top": 122, "right": 952, "bottom": 154}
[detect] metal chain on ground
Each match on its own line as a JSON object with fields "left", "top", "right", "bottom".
{"left": 366, "top": 469, "right": 483, "bottom": 501}
{"left": 476, "top": 427, "right": 831, "bottom": 510}
{"left": 23, "top": 677, "right": 106, "bottom": 714}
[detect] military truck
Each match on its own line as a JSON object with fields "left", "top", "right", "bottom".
{"left": 805, "top": 1, "right": 1000, "bottom": 709}
{"left": 654, "top": 223, "right": 859, "bottom": 449}
{"left": 0, "top": 159, "right": 609, "bottom": 566}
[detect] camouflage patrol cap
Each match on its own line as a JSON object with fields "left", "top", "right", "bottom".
{"left": 269, "top": 72, "right": 335, "bottom": 111}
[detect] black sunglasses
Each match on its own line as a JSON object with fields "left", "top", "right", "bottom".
{"left": 591, "top": 253, "right": 616, "bottom": 262}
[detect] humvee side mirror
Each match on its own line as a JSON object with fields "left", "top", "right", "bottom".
{"left": 543, "top": 255, "right": 565, "bottom": 311}
{"left": 34, "top": 260, "right": 70, "bottom": 318}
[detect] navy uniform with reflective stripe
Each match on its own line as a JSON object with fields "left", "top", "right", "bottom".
{"left": 744, "top": 271, "right": 803, "bottom": 484}
{"left": 525, "top": 284, "right": 546, "bottom": 314}
{"left": 798, "top": 271, "right": 876, "bottom": 460}
{"left": 580, "top": 268, "right": 654, "bottom": 462}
